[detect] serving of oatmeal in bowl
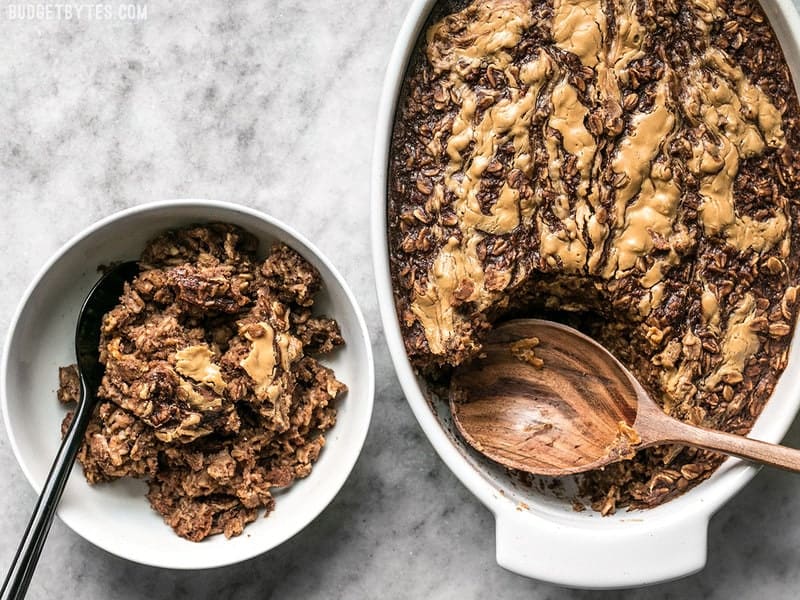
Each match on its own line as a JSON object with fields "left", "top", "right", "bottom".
{"left": 2, "top": 200, "right": 373, "bottom": 569}
{"left": 372, "top": 0, "right": 800, "bottom": 588}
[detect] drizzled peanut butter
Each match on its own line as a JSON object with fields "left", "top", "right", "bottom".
{"left": 427, "top": 0, "right": 532, "bottom": 76}
{"left": 701, "top": 285, "right": 721, "bottom": 333}
{"left": 685, "top": 48, "right": 787, "bottom": 253}
{"left": 178, "top": 380, "right": 223, "bottom": 412}
{"left": 174, "top": 345, "right": 227, "bottom": 394}
{"left": 239, "top": 322, "right": 304, "bottom": 400}
{"left": 407, "top": 0, "right": 791, "bottom": 379}
{"left": 552, "top": 0, "right": 605, "bottom": 67}
{"left": 603, "top": 79, "right": 680, "bottom": 280}
{"left": 540, "top": 78, "right": 594, "bottom": 271}
{"left": 240, "top": 322, "right": 277, "bottom": 397}
{"left": 276, "top": 332, "right": 304, "bottom": 372}
{"left": 703, "top": 293, "right": 761, "bottom": 390}
{"left": 413, "top": 1, "right": 549, "bottom": 354}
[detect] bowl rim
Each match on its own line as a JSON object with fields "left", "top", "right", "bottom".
{"left": 1, "top": 198, "right": 375, "bottom": 569}
{"left": 370, "top": 0, "right": 800, "bottom": 538}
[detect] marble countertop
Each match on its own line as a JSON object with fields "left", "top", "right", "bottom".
{"left": 2, "top": 1, "right": 800, "bottom": 598}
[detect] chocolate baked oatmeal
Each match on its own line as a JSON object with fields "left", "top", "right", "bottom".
{"left": 58, "top": 224, "right": 347, "bottom": 541}
{"left": 388, "top": 0, "right": 800, "bottom": 513}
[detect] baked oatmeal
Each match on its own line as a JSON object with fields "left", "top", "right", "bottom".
{"left": 388, "top": 0, "right": 800, "bottom": 513}
{"left": 58, "top": 224, "right": 347, "bottom": 541}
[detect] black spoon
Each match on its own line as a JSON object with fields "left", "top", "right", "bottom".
{"left": 1, "top": 261, "right": 139, "bottom": 600}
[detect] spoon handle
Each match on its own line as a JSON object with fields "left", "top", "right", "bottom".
{"left": 656, "top": 416, "right": 800, "bottom": 473}
{"left": 1, "top": 387, "right": 94, "bottom": 600}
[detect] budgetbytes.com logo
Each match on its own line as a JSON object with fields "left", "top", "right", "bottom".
{"left": 2, "top": 3, "right": 148, "bottom": 21}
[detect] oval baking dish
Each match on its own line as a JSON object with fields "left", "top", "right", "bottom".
{"left": 371, "top": 0, "right": 800, "bottom": 589}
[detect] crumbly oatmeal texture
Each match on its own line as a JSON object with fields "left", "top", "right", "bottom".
{"left": 388, "top": 0, "right": 800, "bottom": 513}
{"left": 58, "top": 224, "right": 347, "bottom": 541}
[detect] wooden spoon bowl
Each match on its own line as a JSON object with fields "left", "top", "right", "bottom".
{"left": 450, "top": 319, "right": 800, "bottom": 477}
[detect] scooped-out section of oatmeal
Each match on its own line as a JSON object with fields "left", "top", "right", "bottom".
{"left": 58, "top": 223, "right": 347, "bottom": 541}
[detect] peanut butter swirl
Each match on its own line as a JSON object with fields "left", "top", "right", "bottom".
{"left": 404, "top": 0, "right": 791, "bottom": 370}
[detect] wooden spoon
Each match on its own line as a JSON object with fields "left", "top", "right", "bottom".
{"left": 450, "top": 319, "right": 800, "bottom": 476}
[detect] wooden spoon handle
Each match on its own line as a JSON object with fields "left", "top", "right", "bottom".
{"left": 655, "top": 417, "right": 800, "bottom": 473}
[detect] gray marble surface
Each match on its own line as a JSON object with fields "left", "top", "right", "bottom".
{"left": 2, "top": 1, "right": 800, "bottom": 598}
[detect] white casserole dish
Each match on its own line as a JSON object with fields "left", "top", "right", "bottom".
{"left": 371, "top": 0, "right": 800, "bottom": 588}
{"left": 2, "top": 199, "right": 374, "bottom": 569}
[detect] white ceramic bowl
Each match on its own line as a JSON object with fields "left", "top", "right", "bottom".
{"left": 2, "top": 199, "right": 374, "bottom": 569}
{"left": 371, "top": 0, "right": 800, "bottom": 589}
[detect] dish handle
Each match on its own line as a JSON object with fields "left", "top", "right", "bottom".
{"left": 494, "top": 508, "right": 708, "bottom": 589}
